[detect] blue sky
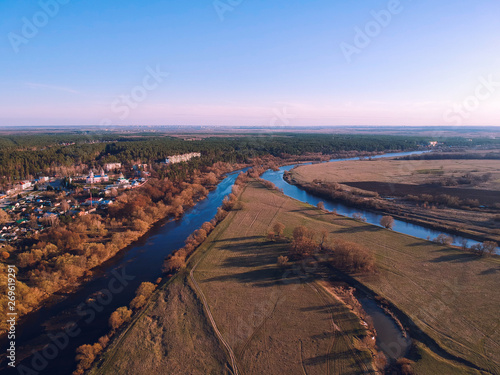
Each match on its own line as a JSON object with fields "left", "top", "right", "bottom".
{"left": 1, "top": 0, "right": 499, "bottom": 126}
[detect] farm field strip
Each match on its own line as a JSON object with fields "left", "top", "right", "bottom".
{"left": 191, "top": 182, "right": 373, "bottom": 374}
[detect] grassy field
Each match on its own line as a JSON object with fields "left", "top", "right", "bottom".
{"left": 289, "top": 158, "right": 500, "bottom": 243}
{"left": 91, "top": 181, "right": 377, "bottom": 375}
{"left": 245, "top": 182, "right": 498, "bottom": 374}
{"left": 93, "top": 180, "right": 499, "bottom": 375}
{"left": 191, "top": 183, "right": 375, "bottom": 375}
{"left": 292, "top": 158, "right": 500, "bottom": 193}
{"left": 195, "top": 180, "right": 498, "bottom": 374}
{"left": 89, "top": 275, "right": 230, "bottom": 375}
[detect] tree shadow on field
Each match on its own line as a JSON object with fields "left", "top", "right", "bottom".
{"left": 301, "top": 305, "right": 357, "bottom": 323}
{"left": 304, "top": 352, "right": 367, "bottom": 370}
{"left": 310, "top": 328, "right": 364, "bottom": 340}
{"left": 219, "top": 240, "right": 286, "bottom": 268}
{"left": 203, "top": 267, "right": 292, "bottom": 287}
{"left": 202, "top": 238, "right": 328, "bottom": 287}
{"left": 430, "top": 252, "right": 477, "bottom": 263}
{"left": 408, "top": 241, "right": 436, "bottom": 247}
{"left": 211, "top": 235, "right": 262, "bottom": 243}
{"left": 202, "top": 265, "right": 322, "bottom": 288}
{"left": 335, "top": 225, "right": 381, "bottom": 234}
{"left": 289, "top": 208, "right": 313, "bottom": 213}
{"left": 480, "top": 267, "right": 500, "bottom": 275}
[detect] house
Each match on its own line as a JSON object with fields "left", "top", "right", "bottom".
{"left": 116, "top": 177, "right": 130, "bottom": 185}
{"left": 132, "top": 163, "right": 148, "bottom": 170}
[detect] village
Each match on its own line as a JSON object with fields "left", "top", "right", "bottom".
{"left": 0, "top": 153, "right": 201, "bottom": 247}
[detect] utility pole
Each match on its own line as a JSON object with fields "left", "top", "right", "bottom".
{"left": 89, "top": 170, "right": 93, "bottom": 208}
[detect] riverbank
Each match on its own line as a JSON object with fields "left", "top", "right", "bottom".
{"left": 256, "top": 175, "right": 500, "bottom": 373}
{"left": 0, "top": 168, "right": 249, "bottom": 375}
{"left": 92, "top": 180, "right": 379, "bottom": 375}
{"left": 284, "top": 172, "right": 500, "bottom": 246}
{"left": 285, "top": 157, "right": 500, "bottom": 245}
{"left": 93, "top": 179, "right": 497, "bottom": 374}
{"left": 1, "top": 163, "right": 254, "bottom": 335}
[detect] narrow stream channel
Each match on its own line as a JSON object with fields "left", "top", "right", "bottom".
{"left": 357, "top": 296, "right": 411, "bottom": 360}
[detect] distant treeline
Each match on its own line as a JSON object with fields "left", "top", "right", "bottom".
{"left": 1, "top": 132, "right": 498, "bottom": 181}
{"left": 398, "top": 152, "right": 500, "bottom": 161}
{"left": 0, "top": 132, "right": 125, "bottom": 150}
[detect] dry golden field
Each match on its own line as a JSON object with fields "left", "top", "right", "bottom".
{"left": 90, "top": 276, "right": 230, "bottom": 375}
{"left": 93, "top": 180, "right": 499, "bottom": 375}
{"left": 289, "top": 157, "right": 500, "bottom": 243}
{"left": 292, "top": 158, "right": 500, "bottom": 192}
{"left": 191, "top": 184, "right": 375, "bottom": 375}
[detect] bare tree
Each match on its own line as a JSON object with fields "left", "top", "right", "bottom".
{"left": 471, "top": 241, "right": 498, "bottom": 256}
{"left": 353, "top": 213, "right": 366, "bottom": 222}
{"left": 320, "top": 229, "right": 328, "bottom": 246}
{"left": 109, "top": 306, "right": 132, "bottom": 330}
{"left": 277, "top": 255, "right": 289, "bottom": 268}
{"left": 162, "top": 255, "right": 186, "bottom": 273}
{"left": 380, "top": 215, "right": 394, "bottom": 229}
{"left": 433, "top": 234, "right": 453, "bottom": 246}
{"left": 460, "top": 239, "right": 468, "bottom": 251}
{"left": 61, "top": 200, "right": 70, "bottom": 212}
{"left": 0, "top": 209, "right": 11, "bottom": 224}
{"left": 273, "top": 222, "right": 285, "bottom": 238}
{"left": 483, "top": 241, "right": 498, "bottom": 256}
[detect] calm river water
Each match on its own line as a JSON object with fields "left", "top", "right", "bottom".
{"left": 261, "top": 151, "right": 488, "bottom": 250}
{"left": 1, "top": 170, "right": 243, "bottom": 375}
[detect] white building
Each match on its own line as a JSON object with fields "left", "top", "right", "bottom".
{"left": 17, "top": 181, "right": 32, "bottom": 190}
{"left": 86, "top": 171, "right": 109, "bottom": 184}
{"left": 116, "top": 177, "right": 130, "bottom": 185}
{"left": 105, "top": 163, "right": 122, "bottom": 171}
{"left": 165, "top": 152, "right": 201, "bottom": 164}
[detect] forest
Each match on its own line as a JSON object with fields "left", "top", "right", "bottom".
{"left": 1, "top": 131, "right": 493, "bottom": 182}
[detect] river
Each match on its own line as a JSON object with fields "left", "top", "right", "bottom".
{"left": 1, "top": 169, "right": 243, "bottom": 375}
{"left": 3, "top": 150, "right": 490, "bottom": 373}
{"left": 261, "top": 151, "right": 488, "bottom": 250}
{"left": 259, "top": 150, "right": 495, "bottom": 360}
